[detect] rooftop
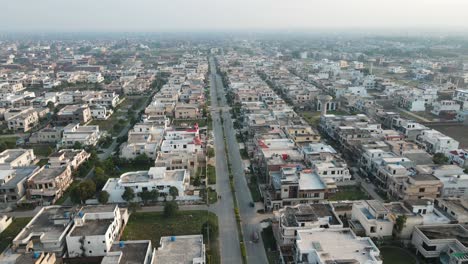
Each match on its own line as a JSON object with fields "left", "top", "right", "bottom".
{"left": 296, "top": 228, "right": 380, "bottom": 264}
{"left": 70, "top": 219, "right": 113, "bottom": 236}
{"left": 155, "top": 235, "right": 205, "bottom": 264}
{"left": 418, "top": 225, "right": 468, "bottom": 247}
{"left": 108, "top": 240, "right": 152, "bottom": 264}
{"left": 29, "top": 167, "right": 67, "bottom": 182}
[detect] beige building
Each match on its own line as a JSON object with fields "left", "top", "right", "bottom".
{"left": 0, "top": 149, "right": 36, "bottom": 169}
{"left": 7, "top": 109, "right": 39, "bottom": 132}
{"left": 174, "top": 103, "right": 200, "bottom": 119}
{"left": 27, "top": 166, "right": 72, "bottom": 204}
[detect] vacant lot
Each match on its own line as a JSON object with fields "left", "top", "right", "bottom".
{"left": 122, "top": 210, "right": 219, "bottom": 263}
{"left": 328, "top": 186, "right": 369, "bottom": 201}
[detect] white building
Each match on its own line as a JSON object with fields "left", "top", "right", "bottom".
{"left": 90, "top": 106, "right": 113, "bottom": 120}
{"left": 294, "top": 228, "right": 382, "bottom": 264}
{"left": 453, "top": 89, "right": 468, "bottom": 110}
{"left": 61, "top": 123, "right": 100, "bottom": 147}
{"left": 312, "top": 160, "right": 351, "bottom": 182}
{"left": 431, "top": 100, "right": 460, "bottom": 116}
{"left": 350, "top": 200, "right": 394, "bottom": 238}
{"left": 66, "top": 205, "right": 129, "bottom": 258}
{"left": 102, "top": 167, "right": 191, "bottom": 203}
{"left": 416, "top": 129, "right": 459, "bottom": 154}
{"left": 411, "top": 224, "right": 468, "bottom": 262}
{"left": 0, "top": 149, "right": 35, "bottom": 170}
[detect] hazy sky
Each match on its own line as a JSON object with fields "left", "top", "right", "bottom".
{"left": 3, "top": 0, "right": 468, "bottom": 32}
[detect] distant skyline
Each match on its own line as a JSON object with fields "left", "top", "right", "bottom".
{"left": 3, "top": 0, "right": 468, "bottom": 32}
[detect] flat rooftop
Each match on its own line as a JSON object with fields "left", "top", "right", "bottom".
{"left": 296, "top": 229, "right": 380, "bottom": 263}
{"left": 14, "top": 206, "right": 72, "bottom": 243}
{"left": 155, "top": 235, "right": 205, "bottom": 264}
{"left": 109, "top": 240, "right": 151, "bottom": 264}
{"left": 0, "top": 149, "right": 29, "bottom": 164}
{"left": 29, "top": 167, "right": 67, "bottom": 182}
{"left": 418, "top": 225, "right": 468, "bottom": 247}
{"left": 0, "top": 166, "right": 39, "bottom": 188}
{"left": 70, "top": 219, "right": 113, "bottom": 236}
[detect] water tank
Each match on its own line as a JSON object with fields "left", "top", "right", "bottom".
{"left": 171, "top": 236, "right": 176, "bottom": 242}
{"left": 119, "top": 241, "right": 125, "bottom": 248}
{"left": 64, "top": 212, "right": 70, "bottom": 218}
{"left": 33, "top": 252, "right": 40, "bottom": 259}
{"left": 78, "top": 211, "right": 84, "bottom": 217}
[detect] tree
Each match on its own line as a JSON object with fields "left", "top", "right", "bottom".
{"left": 206, "top": 147, "right": 215, "bottom": 158}
{"left": 128, "top": 202, "right": 141, "bottom": 213}
{"left": 433, "top": 153, "right": 449, "bottom": 165}
{"left": 98, "top": 191, "right": 110, "bottom": 204}
{"left": 201, "top": 219, "right": 219, "bottom": 242}
{"left": 150, "top": 189, "right": 159, "bottom": 203}
{"left": 73, "top": 141, "right": 83, "bottom": 150}
{"left": 163, "top": 201, "right": 178, "bottom": 218}
{"left": 169, "top": 187, "right": 179, "bottom": 200}
{"left": 70, "top": 180, "right": 96, "bottom": 204}
{"left": 139, "top": 190, "right": 152, "bottom": 205}
{"left": 193, "top": 177, "right": 201, "bottom": 187}
{"left": 132, "top": 153, "right": 151, "bottom": 168}
{"left": 122, "top": 187, "right": 135, "bottom": 202}
{"left": 394, "top": 215, "right": 407, "bottom": 237}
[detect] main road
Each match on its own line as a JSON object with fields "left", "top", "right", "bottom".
{"left": 209, "top": 58, "right": 242, "bottom": 264}
{"left": 209, "top": 57, "right": 269, "bottom": 264}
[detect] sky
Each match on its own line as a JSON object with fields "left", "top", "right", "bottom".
{"left": 2, "top": 0, "right": 468, "bottom": 32}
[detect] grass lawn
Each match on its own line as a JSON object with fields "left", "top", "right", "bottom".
{"left": 207, "top": 165, "right": 216, "bottom": 184}
{"left": 261, "top": 226, "right": 280, "bottom": 264}
{"left": 0, "top": 217, "right": 32, "bottom": 252}
{"left": 0, "top": 136, "right": 19, "bottom": 148}
{"left": 380, "top": 247, "right": 417, "bottom": 264}
{"left": 328, "top": 186, "right": 369, "bottom": 201}
{"left": 300, "top": 111, "right": 321, "bottom": 127}
{"left": 122, "top": 211, "right": 219, "bottom": 263}
{"left": 30, "top": 144, "right": 54, "bottom": 157}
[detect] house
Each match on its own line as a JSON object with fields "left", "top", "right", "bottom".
{"left": 174, "top": 103, "right": 200, "bottom": 119}
{"left": 29, "top": 127, "right": 63, "bottom": 144}
{"left": 276, "top": 203, "right": 343, "bottom": 246}
{"left": 27, "top": 166, "right": 73, "bottom": 204}
{"left": 416, "top": 129, "right": 459, "bottom": 154}
{"left": 154, "top": 235, "right": 205, "bottom": 264}
{"left": 447, "top": 149, "right": 468, "bottom": 169}
{"left": 56, "top": 104, "right": 92, "bottom": 125}
{"left": 384, "top": 200, "right": 451, "bottom": 239}
{"left": 102, "top": 167, "right": 191, "bottom": 203}
{"left": 0, "top": 149, "right": 36, "bottom": 169}
{"left": 265, "top": 167, "right": 335, "bottom": 211}
{"left": 102, "top": 240, "right": 154, "bottom": 264}
{"left": 0, "top": 251, "right": 57, "bottom": 264}
{"left": 349, "top": 200, "right": 394, "bottom": 238}
{"left": 431, "top": 100, "right": 460, "bottom": 116}
{"left": 411, "top": 224, "right": 468, "bottom": 262}
{"left": 48, "top": 149, "right": 90, "bottom": 171}
{"left": 60, "top": 123, "right": 100, "bottom": 147}
{"left": 66, "top": 205, "right": 129, "bottom": 258}
{"left": 294, "top": 228, "right": 382, "bottom": 264}
{"left": 0, "top": 166, "right": 40, "bottom": 203}
{"left": 453, "top": 89, "right": 468, "bottom": 110}
{"left": 7, "top": 108, "right": 39, "bottom": 132}
{"left": 90, "top": 105, "right": 113, "bottom": 120}
{"left": 435, "top": 198, "right": 468, "bottom": 224}
{"left": 12, "top": 206, "right": 74, "bottom": 255}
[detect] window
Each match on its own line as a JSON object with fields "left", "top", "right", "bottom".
{"left": 419, "top": 188, "right": 425, "bottom": 193}
{"left": 370, "top": 226, "right": 376, "bottom": 233}
{"left": 89, "top": 250, "right": 93, "bottom": 254}
{"left": 88, "top": 241, "right": 91, "bottom": 244}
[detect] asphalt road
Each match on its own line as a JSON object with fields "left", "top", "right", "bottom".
{"left": 210, "top": 57, "right": 269, "bottom": 264}
{"left": 208, "top": 58, "right": 242, "bottom": 264}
